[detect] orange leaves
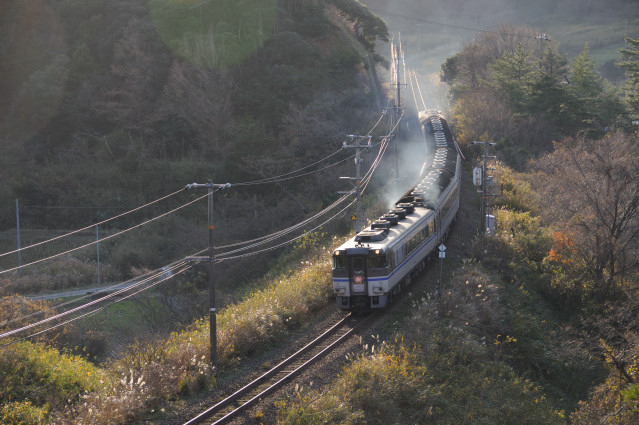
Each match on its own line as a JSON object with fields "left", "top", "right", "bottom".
{"left": 547, "top": 231, "right": 576, "bottom": 265}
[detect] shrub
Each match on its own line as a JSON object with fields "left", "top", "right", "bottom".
{"left": 0, "top": 341, "right": 108, "bottom": 413}
{"left": 60, "top": 251, "right": 333, "bottom": 424}
{"left": 216, "top": 255, "right": 333, "bottom": 367}
{"left": 494, "top": 208, "right": 552, "bottom": 262}
{"left": 277, "top": 335, "right": 562, "bottom": 425}
{"left": 0, "top": 401, "right": 48, "bottom": 425}
{"left": 0, "top": 256, "right": 102, "bottom": 295}
{"left": 492, "top": 163, "right": 537, "bottom": 213}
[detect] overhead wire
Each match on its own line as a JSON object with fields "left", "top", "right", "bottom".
{"left": 214, "top": 190, "right": 355, "bottom": 258}
{"left": 1, "top": 106, "right": 391, "bottom": 271}
{"left": 0, "top": 188, "right": 187, "bottom": 259}
{"left": 212, "top": 135, "right": 392, "bottom": 253}
{"left": 232, "top": 154, "right": 356, "bottom": 187}
{"left": 0, "top": 193, "right": 209, "bottom": 276}
{"left": 214, "top": 113, "right": 402, "bottom": 260}
{"left": 2, "top": 264, "right": 194, "bottom": 345}
{"left": 413, "top": 70, "right": 428, "bottom": 112}
{"left": 233, "top": 146, "right": 347, "bottom": 186}
{"left": 232, "top": 108, "right": 389, "bottom": 187}
{"left": 215, "top": 199, "right": 356, "bottom": 262}
{"left": 0, "top": 259, "right": 192, "bottom": 341}
{"left": 8, "top": 258, "right": 192, "bottom": 327}
{"left": 1, "top": 107, "right": 395, "bottom": 336}
{"left": 407, "top": 70, "right": 427, "bottom": 112}
{"left": 3, "top": 113, "right": 403, "bottom": 339}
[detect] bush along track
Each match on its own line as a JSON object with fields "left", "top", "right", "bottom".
{"left": 0, "top": 239, "right": 340, "bottom": 424}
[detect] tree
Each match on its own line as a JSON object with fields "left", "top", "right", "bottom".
{"left": 524, "top": 44, "right": 571, "bottom": 130}
{"left": 617, "top": 35, "right": 639, "bottom": 119}
{"left": 154, "top": 59, "right": 233, "bottom": 158}
{"left": 326, "top": 0, "right": 389, "bottom": 52}
{"left": 97, "top": 20, "right": 166, "bottom": 133}
{"left": 441, "top": 25, "right": 539, "bottom": 101}
{"left": 533, "top": 131, "right": 639, "bottom": 298}
{"left": 569, "top": 44, "right": 628, "bottom": 136}
{"left": 488, "top": 43, "right": 536, "bottom": 112}
{"left": 571, "top": 44, "right": 602, "bottom": 99}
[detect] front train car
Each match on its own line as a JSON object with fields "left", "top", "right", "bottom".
{"left": 332, "top": 110, "right": 461, "bottom": 311}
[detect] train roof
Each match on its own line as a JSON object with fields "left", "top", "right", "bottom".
{"left": 334, "top": 112, "right": 460, "bottom": 255}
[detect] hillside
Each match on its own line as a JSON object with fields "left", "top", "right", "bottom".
{"left": 0, "top": 0, "right": 391, "bottom": 285}
{"left": 274, "top": 2, "right": 639, "bottom": 424}
{"left": 364, "top": 0, "right": 639, "bottom": 110}
{"left": 2, "top": 0, "right": 639, "bottom": 424}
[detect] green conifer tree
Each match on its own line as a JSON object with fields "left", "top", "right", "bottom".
{"left": 618, "top": 35, "right": 639, "bottom": 119}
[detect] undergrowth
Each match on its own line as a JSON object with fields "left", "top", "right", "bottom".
{"left": 0, "top": 232, "right": 346, "bottom": 424}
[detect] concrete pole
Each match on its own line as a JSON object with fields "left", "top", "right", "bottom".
{"left": 185, "top": 181, "right": 231, "bottom": 370}
{"left": 16, "top": 199, "right": 21, "bottom": 274}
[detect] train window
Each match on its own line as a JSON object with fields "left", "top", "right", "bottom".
{"left": 352, "top": 257, "right": 364, "bottom": 270}
{"left": 333, "top": 255, "right": 348, "bottom": 269}
{"left": 368, "top": 254, "right": 387, "bottom": 269}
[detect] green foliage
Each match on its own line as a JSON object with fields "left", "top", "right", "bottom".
{"left": 0, "top": 401, "right": 48, "bottom": 425}
{"left": 216, "top": 256, "right": 332, "bottom": 367}
{"left": 0, "top": 341, "right": 108, "bottom": 410}
{"left": 149, "top": 0, "right": 277, "bottom": 67}
{"left": 492, "top": 164, "right": 537, "bottom": 213}
{"left": 488, "top": 44, "right": 536, "bottom": 112}
{"left": 325, "top": 0, "right": 389, "bottom": 51}
{"left": 495, "top": 209, "right": 552, "bottom": 262}
{"left": 623, "top": 384, "right": 639, "bottom": 413}
{"left": 278, "top": 333, "right": 562, "bottom": 425}
{"left": 618, "top": 34, "right": 639, "bottom": 119}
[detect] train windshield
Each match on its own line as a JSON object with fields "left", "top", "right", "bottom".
{"left": 333, "top": 254, "right": 348, "bottom": 269}
{"left": 367, "top": 254, "right": 387, "bottom": 269}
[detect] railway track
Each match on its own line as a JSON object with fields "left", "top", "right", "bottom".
{"left": 182, "top": 311, "right": 376, "bottom": 425}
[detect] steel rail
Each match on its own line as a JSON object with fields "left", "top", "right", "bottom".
{"left": 183, "top": 311, "right": 374, "bottom": 425}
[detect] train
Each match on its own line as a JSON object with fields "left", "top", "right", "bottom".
{"left": 331, "top": 110, "right": 462, "bottom": 311}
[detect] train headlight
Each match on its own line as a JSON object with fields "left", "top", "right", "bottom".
{"left": 335, "top": 286, "right": 346, "bottom": 295}
{"left": 373, "top": 286, "right": 384, "bottom": 294}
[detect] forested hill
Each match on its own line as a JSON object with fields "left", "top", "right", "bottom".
{"left": 0, "top": 0, "right": 388, "bottom": 232}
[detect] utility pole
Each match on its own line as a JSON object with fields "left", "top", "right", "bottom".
{"left": 535, "top": 33, "right": 550, "bottom": 67}
{"left": 15, "top": 199, "right": 21, "bottom": 274}
{"left": 185, "top": 180, "right": 231, "bottom": 370}
{"left": 472, "top": 141, "right": 496, "bottom": 234}
{"left": 438, "top": 244, "right": 446, "bottom": 295}
{"left": 390, "top": 34, "right": 406, "bottom": 180}
{"left": 339, "top": 135, "right": 371, "bottom": 233}
{"left": 96, "top": 225, "right": 101, "bottom": 285}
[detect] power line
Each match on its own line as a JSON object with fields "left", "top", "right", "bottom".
{"left": 233, "top": 146, "right": 347, "bottom": 186}
{"left": 214, "top": 119, "right": 400, "bottom": 260}
{"left": 232, "top": 109, "right": 389, "bottom": 187}
{"left": 234, "top": 154, "right": 356, "bottom": 186}
{"left": 216, "top": 199, "right": 356, "bottom": 262}
{"left": 0, "top": 261, "right": 193, "bottom": 344}
{"left": 0, "top": 194, "right": 208, "bottom": 275}
{"left": 0, "top": 188, "right": 187, "bottom": 259}
{"left": 0, "top": 108, "right": 400, "bottom": 339}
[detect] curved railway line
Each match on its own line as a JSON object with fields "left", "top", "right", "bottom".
{"left": 182, "top": 311, "right": 378, "bottom": 425}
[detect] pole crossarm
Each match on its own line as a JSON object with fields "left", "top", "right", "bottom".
{"left": 185, "top": 182, "right": 231, "bottom": 190}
